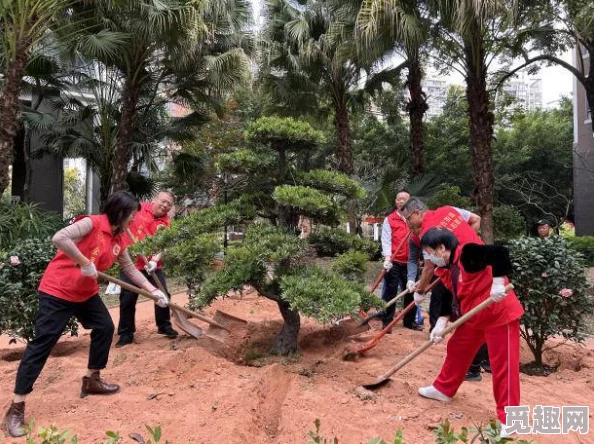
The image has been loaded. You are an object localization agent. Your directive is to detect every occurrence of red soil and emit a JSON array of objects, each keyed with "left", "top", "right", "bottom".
[{"left": 1, "top": 290, "right": 593, "bottom": 443}]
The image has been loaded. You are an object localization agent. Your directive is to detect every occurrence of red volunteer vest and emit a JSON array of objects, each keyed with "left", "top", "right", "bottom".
[
  {"left": 387, "top": 210, "right": 410, "bottom": 263},
  {"left": 39, "top": 215, "right": 130, "bottom": 302},
  {"left": 411, "top": 206, "right": 482, "bottom": 248},
  {"left": 127, "top": 202, "right": 170, "bottom": 270},
  {"left": 435, "top": 248, "right": 524, "bottom": 329}
]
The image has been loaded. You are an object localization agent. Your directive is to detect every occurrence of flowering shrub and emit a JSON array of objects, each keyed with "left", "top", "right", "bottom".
[
  {"left": 0, "top": 238, "right": 78, "bottom": 341},
  {"left": 507, "top": 236, "right": 594, "bottom": 369}
]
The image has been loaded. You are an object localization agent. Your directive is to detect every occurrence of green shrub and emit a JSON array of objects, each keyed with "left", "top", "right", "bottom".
[
  {"left": 508, "top": 236, "right": 594, "bottom": 368},
  {"left": 0, "top": 201, "right": 64, "bottom": 251},
  {"left": 493, "top": 205, "right": 525, "bottom": 241},
  {"left": 309, "top": 228, "right": 378, "bottom": 258},
  {"left": 427, "top": 185, "right": 472, "bottom": 210},
  {"left": 0, "top": 238, "right": 78, "bottom": 341},
  {"left": 331, "top": 250, "right": 369, "bottom": 282},
  {"left": 567, "top": 236, "right": 594, "bottom": 266}
]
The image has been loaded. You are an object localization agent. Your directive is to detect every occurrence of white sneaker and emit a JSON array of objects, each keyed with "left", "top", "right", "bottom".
[{"left": 418, "top": 385, "right": 452, "bottom": 402}]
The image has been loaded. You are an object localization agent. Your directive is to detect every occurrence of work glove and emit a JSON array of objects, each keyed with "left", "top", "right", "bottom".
[
  {"left": 144, "top": 260, "right": 157, "bottom": 274},
  {"left": 383, "top": 259, "right": 393, "bottom": 271},
  {"left": 152, "top": 289, "right": 169, "bottom": 308},
  {"left": 406, "top": 280, "right": 416, "bottom": 292},
  {"left": 414, "top": 291, "right": 430, "bottom": 306},
  {"left": 80, "top": 262, "right": 97, "bottom": 278},
  {"left": 490, "top": 277, "right": 507, "bottom": 302},
  {"left": 430, "top": 316, "right": 449, "bottom": 344}
]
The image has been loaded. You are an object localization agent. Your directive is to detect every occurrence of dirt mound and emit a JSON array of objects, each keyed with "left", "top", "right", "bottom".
[{"left": 1, "top": 291, "right": 593, "bottom": 443}]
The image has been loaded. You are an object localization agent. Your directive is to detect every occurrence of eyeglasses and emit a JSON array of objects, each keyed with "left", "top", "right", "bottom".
[{"left": 404, "top": 210, "right": 417, "bottom": 222}]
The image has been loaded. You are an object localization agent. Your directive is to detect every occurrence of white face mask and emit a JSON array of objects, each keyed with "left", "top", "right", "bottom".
[{"left": 427, "top": 253, "right": 446, "bottom": 268}]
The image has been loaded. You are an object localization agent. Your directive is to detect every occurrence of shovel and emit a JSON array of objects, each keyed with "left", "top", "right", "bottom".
[
  {"left": 337, "top": 231, "right": 412, "bottom": 333},
  {"left": 343, "top": 278, "right": 440, "bottom": 361},
  {"left": 361, "top": 283, "right": 514, "bottom": 390},
  {"left": 125, "top": 229, "right": 209, "bottom": 339}
]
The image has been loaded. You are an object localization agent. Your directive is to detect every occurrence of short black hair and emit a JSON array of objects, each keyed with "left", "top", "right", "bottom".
[
  {"left": 102, "top": 191, "right": 141, "bottom": 227},
  {"left": 420, "top": 227, "right": 459, "bottom": 251}
]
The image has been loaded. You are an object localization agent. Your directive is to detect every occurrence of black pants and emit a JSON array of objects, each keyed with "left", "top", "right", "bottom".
[
  {"left": 117, "top": 269, "right": 171, "bottom": 337},
  {"left": 382, "top": 262, "right": 416, "bottom": 327},
  {"left": 427, "top": 283, "right": 489, "bottom": 374},
  {"left": 14, "top": 292, "right": 114, "bottom": 395}
]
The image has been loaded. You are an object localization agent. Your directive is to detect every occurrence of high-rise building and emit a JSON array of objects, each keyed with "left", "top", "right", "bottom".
[{"left": 500, "top": 76, "right": 543, "bottom": 111}]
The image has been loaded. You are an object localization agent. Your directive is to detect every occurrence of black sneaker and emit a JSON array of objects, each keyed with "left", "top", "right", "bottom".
[
  {"left": 465, "top": 371, "right": 482, "bottom": 382},
  {"left": 480, "top": 360, "right": 491, "bottom": 373},
  {"left": 115, "top": 335, "right": 133, "bottom": 348},
  {"left": 158, "top": 327, "right": 179, "bottom": 338}
]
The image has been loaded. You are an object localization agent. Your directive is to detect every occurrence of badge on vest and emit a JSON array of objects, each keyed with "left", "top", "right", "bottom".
[{"left": 112, "top": 244, "right": 121, "bottom": 256}]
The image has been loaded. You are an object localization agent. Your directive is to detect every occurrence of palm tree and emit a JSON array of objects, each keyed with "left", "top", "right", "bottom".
[
  {"left": 356, "top": 0, "right": 429, "bottom": 176},
  {"left": 71, "top": 0, "right": 252, "bottom": 194},
  {"left": 0, "top": 0, "right": 73, "bottom": 196},
  {"left": 261, "top": 0, "right": 401, "bottom": 230}
]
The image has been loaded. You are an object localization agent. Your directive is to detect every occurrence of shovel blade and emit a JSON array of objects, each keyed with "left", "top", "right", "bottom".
[
  {"left": 361, "top": 377, "right": 391, "bottom": 390},
  {"left": 206, "top": 310, "right": 248, "bottom": 342},
  {"left": 171, "top": 310, "right": 203, "bottom": 339}
]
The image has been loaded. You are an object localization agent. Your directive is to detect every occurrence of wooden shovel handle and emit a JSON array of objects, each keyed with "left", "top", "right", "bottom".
[
  {"left": 375, "top": 284, "right": 514, "bottom": 381},
  {"left": 97, "top": 271, "right": 227, "bottom": 330},
  {"left": 126, "top": 228, "right": 168, "bottom": 295}
]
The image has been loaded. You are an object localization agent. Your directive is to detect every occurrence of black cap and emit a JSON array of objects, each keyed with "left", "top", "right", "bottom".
[{"left": 537, "top": 219, "right": 550, "bottom": 226}]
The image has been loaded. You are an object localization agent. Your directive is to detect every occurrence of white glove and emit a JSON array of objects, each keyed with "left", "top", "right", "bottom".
[
  {"left": 80, "top": 262, "right": 97, "bottom": 278},
  {"left": 406, "top": 280, "right": 416, "bottom": 292},
  {"left": 430, "top": 316, "right": 449, "bottom": 344},
  {"left": 383, "top": 259, "right": 393, "bottom": 271},
  {"left": 152, "top": 289, "right": 169, "bottom": 308},
  {"left": 490, "top": 277, "right": 507, "bottom": 302},
  {"left": 144, "top": 260, "right": 157, "bottom": 274},
  {"left": 414, "top": 291, "right": 431, "bottom": 306}
]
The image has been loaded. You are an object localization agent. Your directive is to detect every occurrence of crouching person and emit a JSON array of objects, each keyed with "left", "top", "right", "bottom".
[{"left": 416, "top": 227, "right": 524, "bottom": 435}]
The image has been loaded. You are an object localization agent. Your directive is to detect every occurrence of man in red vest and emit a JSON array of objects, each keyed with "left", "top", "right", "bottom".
[
  {"left": 115, "top": 191, "right": 178, "bottom": 347},
  {"left": 380, "top": 190, "right": 421, "bottom": 331}
]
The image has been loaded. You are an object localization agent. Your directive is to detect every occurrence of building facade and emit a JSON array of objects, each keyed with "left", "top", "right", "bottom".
[{"left": 573, "top": 47, "right": 594, "bottom": 235}]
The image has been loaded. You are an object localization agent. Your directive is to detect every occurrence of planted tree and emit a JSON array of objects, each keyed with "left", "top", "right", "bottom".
[
  {"left": 508, "top": 236, "right": 594, "bottom": 373},
  {"left": 148, "top": 117, "right": 381, "bottom": 355}
]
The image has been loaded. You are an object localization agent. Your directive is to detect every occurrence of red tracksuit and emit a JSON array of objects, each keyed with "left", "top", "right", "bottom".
[{"left": 413, "top": 206, "right": 524, "bottom": 423}]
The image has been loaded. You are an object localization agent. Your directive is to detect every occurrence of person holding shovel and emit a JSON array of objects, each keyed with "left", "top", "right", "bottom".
[
  {"left": 380, "top": 190, "right": 420, "bottom": 331},
  {"left": 417, "top": 227, "right": 524, "bottom": 432},
  {"left": 116, "top": 190, "right": 178, "bottom": 347},
  {"left": 2, "top": 191, "right": 169, "bottom": 438},
  {"left": 402, "top": 198, "right": 491, "bottom": 381}
]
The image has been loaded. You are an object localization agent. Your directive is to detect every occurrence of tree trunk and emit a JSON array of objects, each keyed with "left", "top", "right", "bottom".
[
  {"left": 111, "top": 75, "right": 140, "bottom": 193},
  {"left": 406, "top": 49, "right": 427, "bottom": 177},
  {"left": 272, "top": 299, "right": 300, "bottom": 355},
  {"left": 0, "top": 40, "right": 30, "bottom": 196},
  {"left": 464, "top": 36, "right": 495, "bottom": 244},
  {"left": 333, "top": 91, "right": 357, "bottom": 232},
  {"left": 23, "top": 127, "right": 32, "bottom": 202}
]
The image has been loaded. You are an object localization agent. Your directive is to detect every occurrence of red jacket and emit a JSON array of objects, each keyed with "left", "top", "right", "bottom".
[
  {"left": 39, "top": 215, "right": 130, "bottom": 302},
  {"left": 435, "top": 247, "right": 524, "bottom": 329},
  {"left": 386, "top": 210, "right": 410, "bottom": 263},
  {"left": 127, "top": 202, "right": 170, "bottom": 270}
]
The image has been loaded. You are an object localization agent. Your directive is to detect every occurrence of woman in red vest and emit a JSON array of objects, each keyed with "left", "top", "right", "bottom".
[
  {"left": 417, "top": 227, "right": 523, "bottom": 435},
  {"left": 3, "top": 191, "right": 169, "bottom": 438}
]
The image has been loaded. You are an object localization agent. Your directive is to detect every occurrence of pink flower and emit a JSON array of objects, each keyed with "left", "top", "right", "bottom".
[
  {"left": 9, "top": 256, "right": 20, "bottom": 266},
  {"left": 558, "top": 288, "right": 573, "bottom": 298},
  {"left": 541, "top": 272, "right": 549, "bottom": 278}
]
